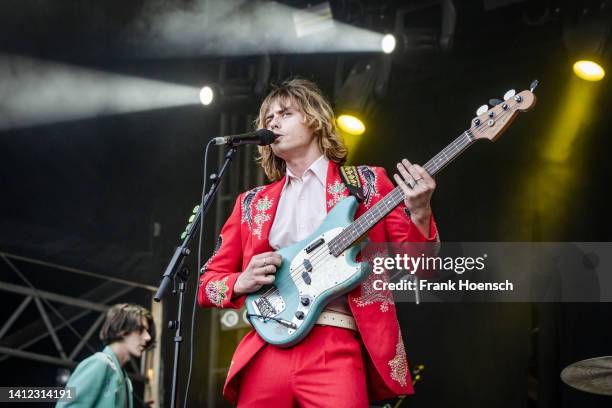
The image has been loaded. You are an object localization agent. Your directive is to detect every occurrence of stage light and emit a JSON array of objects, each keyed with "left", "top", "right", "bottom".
[
  {"left": 544, "top": 76, "right": 601, "bottom": 163},
  {"left": 293, "top": 2, "right": 333, "bottom": 38},
  {"left": 56, "top": 368, "right": 71, "bottom": 386},
  {"left": 337, "top": 114, "right": 365, "bottom": 136},
  {"left": 334, "top": 57, "right": 389, "bottom": 160},
  {"left": 0, "top": 54, "right": 202, "bottom": 131},
  {"left": 511, "top": 74, "right": 604, "bottom": 239},
  {"left": 381, "top": 34, "right": 396, "bottom": 54},
  {"left": 199, "top": 86, "right": 214, "bottom": 105},
  {"left": 220, "top": 310, "right": 239, "bottom": 328},
  {"left": 573, "top": 60, "right": 605, "bottom": 81},
  {"left": 119, "top": 0, "right": 389, "bottom": 56},
  {"left": 220, "top": 309, "right": 251, "bottom": 330}
]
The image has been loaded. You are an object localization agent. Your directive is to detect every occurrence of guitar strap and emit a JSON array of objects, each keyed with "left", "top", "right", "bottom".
[{"left": 339, "top": 166, "right": 365, "bottom": 202}]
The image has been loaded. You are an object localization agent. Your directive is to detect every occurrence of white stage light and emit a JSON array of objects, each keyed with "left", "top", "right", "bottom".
[
  {"left": 199, "top": 86, "right": 214, "bottom": 105},
  {"left": 0, "top": 54, "right": 201, "bottom": 131},
  {"left": 381, "top": 34, "right": 396, "bottom": 54}
]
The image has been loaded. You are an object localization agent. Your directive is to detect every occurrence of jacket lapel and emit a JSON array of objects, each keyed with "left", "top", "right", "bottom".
[
  {"left": 249, "top": 177, "right": 285, "bottom": 254},
  {"left": 103, "top": 346, "right": 131, "bottom": 407}
]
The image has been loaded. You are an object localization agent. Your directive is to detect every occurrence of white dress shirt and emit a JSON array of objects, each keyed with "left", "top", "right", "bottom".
[
  {"left": 269, "top": 155, "right": 350, "bottom": 315},
  {"left": 269, "top": 155, "right": 328, "bottom": 250}
]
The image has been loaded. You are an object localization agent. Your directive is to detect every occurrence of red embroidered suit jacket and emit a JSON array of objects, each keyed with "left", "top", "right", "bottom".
[{"left": 197, "top": 161, "right": 439, "bottom": 403}]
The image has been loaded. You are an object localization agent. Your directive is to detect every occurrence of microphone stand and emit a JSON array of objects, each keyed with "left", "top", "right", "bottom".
[{"left": 154, "top": 146, "right": 238, "bottom": 408}]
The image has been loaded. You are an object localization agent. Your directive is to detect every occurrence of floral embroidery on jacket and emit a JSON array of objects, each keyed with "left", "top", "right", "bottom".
[
  {"left": 205, "top": 277, "right": 229, "bottom": 307},
  {"left": 388, "top": 328, "right": 408, "bottom": 387},
  {"left": 352, "top": 271, "right": 394, "bottom": 312},
  {"left": 252, "top": 195, "right": 274, "bottom": 240},
  {"left": 241, "top": 186, "right": 265, "bottom": 229},
  {"left": 327, "top": 179, "right": 348, "bottom": 210},
  {"left": 352, "top": 251, "right": 394, "bottom": 312},
  {"left": 357, "top": 166, "right": 379, "bottom": 207}
]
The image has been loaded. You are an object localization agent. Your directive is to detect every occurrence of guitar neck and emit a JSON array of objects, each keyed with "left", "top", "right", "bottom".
[{"left": 329, "top": 129, "right": 476, "bottom": 256}]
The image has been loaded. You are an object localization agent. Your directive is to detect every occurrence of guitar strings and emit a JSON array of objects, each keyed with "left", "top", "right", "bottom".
[
  {"left": 258, "top": 199, "right": 397, "bottom": 294},
  {"left": 426, "top": 103, "right": 518, "bottom": 172},
  {"left": 258, "top": 241, "right": 332, "bottom": 298}
]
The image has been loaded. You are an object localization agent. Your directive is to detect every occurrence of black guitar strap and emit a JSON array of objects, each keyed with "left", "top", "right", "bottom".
[{"left": 339, "top": 166, "right": 365, "bottom": 202}]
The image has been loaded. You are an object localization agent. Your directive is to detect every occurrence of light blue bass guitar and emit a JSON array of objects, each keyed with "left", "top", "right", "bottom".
[{"left": 246, "top": 87, "right": 536, "bottom": 347}]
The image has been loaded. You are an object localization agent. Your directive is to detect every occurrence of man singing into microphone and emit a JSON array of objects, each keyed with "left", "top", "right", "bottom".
[{"left": 197, "top": 78, "right": 438, "bottom": 407}]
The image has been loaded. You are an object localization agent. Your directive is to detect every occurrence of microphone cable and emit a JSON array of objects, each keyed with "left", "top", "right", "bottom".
[{"left": 183, "top": 138, "right": 215, "bottom": 408}]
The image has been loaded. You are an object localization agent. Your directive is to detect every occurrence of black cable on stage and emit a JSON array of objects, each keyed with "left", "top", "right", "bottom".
[{"left": 183, "top": 138, "right": 214, "bottom": 408}]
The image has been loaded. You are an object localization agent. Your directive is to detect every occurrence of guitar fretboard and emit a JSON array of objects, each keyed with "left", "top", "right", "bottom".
[{"left": 328, "top": 129, "right": 475, "bottom": 256}]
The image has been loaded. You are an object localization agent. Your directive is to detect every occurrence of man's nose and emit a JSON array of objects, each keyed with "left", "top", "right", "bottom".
[{"left": 268, "top": 116, "right": 280, "bottom": 130}]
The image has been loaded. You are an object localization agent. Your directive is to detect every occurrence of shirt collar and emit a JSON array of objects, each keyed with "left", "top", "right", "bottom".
[
  {"left": 285, "top": 155, "right": 328, "bottom": 186},
  {"left": 103, "top": 346, "right": 123, "bottom": 372}
]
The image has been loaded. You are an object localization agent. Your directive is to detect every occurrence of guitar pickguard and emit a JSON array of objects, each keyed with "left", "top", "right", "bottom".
[
  {"left": 286, "top": 227, "right": 361, "bottom": 332},
  {"left": 246, "top": 196, "right": 367, "bottom": 347},
  {"left": 249, "top": 227, "right": 361, "bottom": 333}
]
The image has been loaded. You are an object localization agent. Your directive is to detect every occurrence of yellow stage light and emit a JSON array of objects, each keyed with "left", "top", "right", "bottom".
[
  {"left": 544, "top": 76, "right": 600, "bottom": 162},
  {"left": 573, "top": 60, "right": 605, "bottom": 81},
  {"left": 336, "top": 114, "right": 365, "bottom": 136}
]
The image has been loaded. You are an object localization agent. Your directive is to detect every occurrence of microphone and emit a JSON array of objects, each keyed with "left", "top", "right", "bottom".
[{"left": 213, "top": 129, "right": 277, "bottom": 147}]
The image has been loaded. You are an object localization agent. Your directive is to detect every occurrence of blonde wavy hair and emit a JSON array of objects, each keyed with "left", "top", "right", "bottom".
[{"left": 255, "top": 78, "right": 348, "bottom": 181}]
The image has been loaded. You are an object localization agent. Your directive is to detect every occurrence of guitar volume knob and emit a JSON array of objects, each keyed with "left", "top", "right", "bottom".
[
  {"left": 300, "top": 297, "right": 310, "bottom": 306},
  {"left": 295, "top": 311, "right": 305, "bottom": 320}
]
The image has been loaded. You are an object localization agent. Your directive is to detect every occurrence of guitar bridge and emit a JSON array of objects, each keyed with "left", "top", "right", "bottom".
[
  {"left": 251, "top": 288, "right": 286, "bottom": 318},
  {"left": 254, "top": 297, "right": 274, "bottom": 317}
]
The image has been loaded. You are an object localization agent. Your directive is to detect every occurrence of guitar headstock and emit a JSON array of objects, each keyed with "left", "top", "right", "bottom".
[{"left": 469, "top": 87, "right": 537, "bottom": 142}]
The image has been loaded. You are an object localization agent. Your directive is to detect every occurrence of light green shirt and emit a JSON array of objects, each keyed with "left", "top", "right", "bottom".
[{"left": 56, "top": 346, "right": 133, "bottom": 408}]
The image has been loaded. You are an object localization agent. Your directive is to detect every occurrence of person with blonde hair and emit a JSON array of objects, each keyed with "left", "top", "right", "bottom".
[
  {"left": 57, "top": 303, "right": 155, "bottom": 408},
  {"left": 198, "top": 78, "right": 439, "bottom": 407}
]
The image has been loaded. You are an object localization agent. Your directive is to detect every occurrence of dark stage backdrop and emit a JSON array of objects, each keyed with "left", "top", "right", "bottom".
[{"left": 1, "top": 1, "right": 611, "bottom": 407}]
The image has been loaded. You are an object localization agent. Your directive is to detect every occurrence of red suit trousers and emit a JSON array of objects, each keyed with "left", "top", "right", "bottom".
[{"left": 236, "top": 325, "right": 369, "bottom": 408}]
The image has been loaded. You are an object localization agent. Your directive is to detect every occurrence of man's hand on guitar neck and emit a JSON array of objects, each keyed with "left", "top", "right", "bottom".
[
  {"left": 234, "top": 252, "right": 283, "bottom": 296},
  {"left": 393, "top": 159, "right": 436, "bottom": 237}
]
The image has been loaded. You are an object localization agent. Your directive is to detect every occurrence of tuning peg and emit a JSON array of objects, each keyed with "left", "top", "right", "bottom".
[
  {"left": 529, "top": 79, "right": 539, "bottom": 92},
  {"left": 476, "top": 104, "right": 488, "bottom": 116},
  {"left": 503, "top": 89, "right": 516, "bottom": 100},
  {"left": 489, "top": 98, "right": 503, "bottom": 107}
]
